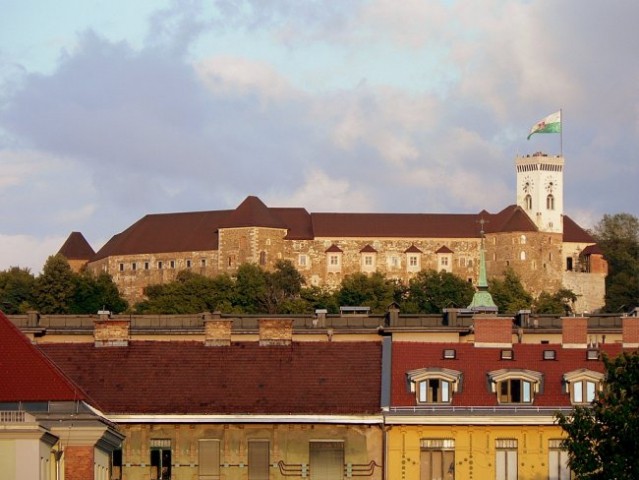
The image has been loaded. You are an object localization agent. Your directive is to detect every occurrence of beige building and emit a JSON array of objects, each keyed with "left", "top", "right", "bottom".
[{"left": 62, "top": 153, "right": 606, "bottom": 311}]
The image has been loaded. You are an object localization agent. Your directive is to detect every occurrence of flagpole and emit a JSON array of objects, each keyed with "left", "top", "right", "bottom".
[{"left": 560, "top": 108, "right": 563, "bottom": 156}]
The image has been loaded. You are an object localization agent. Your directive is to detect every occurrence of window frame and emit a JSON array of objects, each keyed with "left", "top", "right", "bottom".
[
  {"left": 488, "top": 369, "right": 542, "bottom": 405},
  {"left": 407, "top": 367, "right": 462, "bottom": 405},
  {"left": 563, "top": 369, "right": 603, "bottom": 405}
]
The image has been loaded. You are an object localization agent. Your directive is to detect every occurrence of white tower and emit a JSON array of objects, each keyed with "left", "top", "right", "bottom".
[{"left": 516, "top": 153, "right": 564, "bottom": 234}]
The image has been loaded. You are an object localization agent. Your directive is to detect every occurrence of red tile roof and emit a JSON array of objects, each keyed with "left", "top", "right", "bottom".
[
  {"left": 39, "top": 341, "right": 382, "bottom": 415},
  {"left": 218, "top": 196, "right": 287, "bottom": 229},
  {"left": 58, "top": 232, "right": 95, "bottom": 260},
  {"left": 563, "top": 215, "right": 596, "bottom": 243},
  {"left": 391, "top": 342, "right": 624, "bottom": 408},
  {"left": 0, "top": 312, "right": 88, "bottom": 402}
]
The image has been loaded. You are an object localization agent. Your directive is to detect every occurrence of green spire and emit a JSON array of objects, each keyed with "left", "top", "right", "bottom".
[{"left": 468, "top": 219, "right": 498, "bottom": 313}]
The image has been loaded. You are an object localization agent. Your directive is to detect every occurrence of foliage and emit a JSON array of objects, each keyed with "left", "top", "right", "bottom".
[
  {"left": 488, "top": 268, "right": 533, "bottom": 313},
  {"left": 590, "top": 213, "right": 639, "bottom": 313},
  {"left": 70, "top": 270, "right": 128, "bottom": 314},
  {"left": 557, "top": 351, "right": 639, "bottom": 479},
  {"left": 33, "top": 255, "right": 78, "bottom": 314},
  {"left": 534, "top": 288, "right": 578, "bottom": 315},
  {"left": 402, "top": 269, "right": 475, "bottom": 314},
  {"left": 0, "top": 267, "right": 36, "bottom": 314},
  {"left": 337, "top": 272, "right": 397, "bottom": 313}
]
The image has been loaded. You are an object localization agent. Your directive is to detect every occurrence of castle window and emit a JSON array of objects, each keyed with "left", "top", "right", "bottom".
[
  {"left": 158, "top": 261, "right": 163, "bottom": 269},
  {"left": 407, "top": 367, "right": 462, "bottom": 405},
  {"left": 201, "top": 259, "right": 206, "bottom": 267},
  {"left": 524, "top": 194, "right": 532, "bottom": 210},
  {"left": 520, "top": 251, "right": 526, "bottom": 261},
  {"left": 298, "top": 254, "right": 308, "bottom": 267},
  {"left": 186, "top": 259, "right": 192, "bottom": 268},
  {"left": 546, "top": 194, "right": 555, "bottom": 210},
  {"left": 119, "top": 263, "right": 124, "bottom": 272},
  {"left": 259, "top": 251, "right": 266, "bottom": 266},
  {"left": 390, "top": 256, "right": 400, "bottom": 268},
  {"left": 520, "top": 235, "right": 526, "bottom": 244},
  {"left": 170, "top": 260, "right": 175, "bottom": 269},
  {"left": 489, "top": 369, "right": 543, "bottom": 404},
  {"left": 144, "top": 262, "right": 150, "bottom": 270},
  {"left": 132, "top": 262, "right": 137, "bottom": 271}
]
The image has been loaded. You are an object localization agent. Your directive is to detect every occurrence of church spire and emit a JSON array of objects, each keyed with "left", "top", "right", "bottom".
[{"left": 468, "top": 218, "right": 498, "bottom": 313}]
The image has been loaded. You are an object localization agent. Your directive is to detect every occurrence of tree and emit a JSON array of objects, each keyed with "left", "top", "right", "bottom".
[
  {"left": 34, "top": 255, "right": 77, "bottom": 314},
  {"left": 590, "top": 213, "right": 639, "bottom": 313},
  {"left": 534, "top": 288, "right": 578, "bottom": 315},
  {"left": 233, "top": 263, "right": 269, "bottom": 313},
  {"left": 0, "top": 267, "right": 36, "bottom": 313},
  {"left": 403, "top": 270, "right": 475, "bottom": 314},
  {"left": 265, "top": 260, "right": 308, "bottom": 313},
  {"left": 488, "top": 268, "right": 533, "bottom": 313},
  {"left": 337, "top": 272, "right": 396, "bottom": 313},
  {"left": 557, "top": 351, "right": 639, "bottom": 479}
]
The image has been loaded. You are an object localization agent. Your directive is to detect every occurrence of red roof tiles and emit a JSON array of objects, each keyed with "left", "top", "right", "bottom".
[
  {"left": 39, "top": 341, "right": 382, "bottom": 415},
  {"left": 58, "top": 232, "right": 95, "bottom": 260},
  {"left": 0, "top": 312, "right": 87, "bottom": 402}
]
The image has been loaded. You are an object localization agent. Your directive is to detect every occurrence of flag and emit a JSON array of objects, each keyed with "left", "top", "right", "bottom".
[{"left": 527, "top": 111, "right": 561, "bottom": 140}]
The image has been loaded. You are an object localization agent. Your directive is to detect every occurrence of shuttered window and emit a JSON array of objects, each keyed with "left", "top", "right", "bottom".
[
  {"left": 310, "top": 441, "right": 344, "bottom": 480},
  {"left": 248, "top": 440, "right": 270, "bottom": 480},
  {"left": 198, "top": 440, "right": 220, "bottom": 480}
]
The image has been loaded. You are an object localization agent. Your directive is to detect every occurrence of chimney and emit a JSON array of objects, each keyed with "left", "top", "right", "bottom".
[
  {"left": 622, "top": 315, "right": 639, "bottom": 348},
  {"left": 94, "top": 317, "right": 130, "bottom": 347},
  {"left": 473, "top": 315, "right": 513, "bottom": 348},
  {"left": 561, "top": 316, "right": 588, "bottom": 348},
  {"left": 259, "top": 318, "right": 294, "bottom": 346},
  {"left": 204, "top": 313, "right": 233, "bottom": 347}
]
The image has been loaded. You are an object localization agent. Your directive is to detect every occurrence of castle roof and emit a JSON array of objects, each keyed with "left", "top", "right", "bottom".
[
  {"left": 0, "top": 311, "right": 88, "bottom": 402},
  {"left": 39, "top": 341, "right": 382, "bottom": 415},
  {"left": 58, "top": 231, "right": 95, "bottom": 260},
  {"left": 90, "top": 196, "right": 596, "bottom": 260}
]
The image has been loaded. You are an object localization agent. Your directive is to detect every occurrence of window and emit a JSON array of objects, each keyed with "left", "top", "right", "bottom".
[
  {"left": 330, "top": 255, "right": 339, "bottom": 266},
  {"left": 520, "top": 235, "right": 526, "bottom": 245},
  {"left": 566, "top": 257, "right": 573, "bottom": 271},
  {"left": 489, "top": 369, "right": 542, "bottom": 404},
  {"left": 547, "top": 194, "right": 555, "bottom": 210},
  {"left": 150, "top": 440, "right": 171, "bottom": 480},
  {"left": 310, "top": 441, "right": 343, "bottom": 480},
  {"left": 170, "top": 260, "right": 175, "bottom": 269},
  {"left": 563, "top": 369, "right": 603, "bottom": 405},
  {"left": 112, "top": 449, "right": 122, "bottom": 480},
  {"left": 201, "top": 259, "right": 207, "bottom": 267},
  {"left": 524, "top": 194, "right": 532, "bottom": 210},
  {"left": 158, "top": 261, "right": 163, "bottom": 270},
  {"left": 144, "top": 262, "right": 150, "bottom": 270},
  {"left": 407, "top": 368, "right": 462, "bottom": 404},
  {"left": 298, "top": 254, "right": 307, "bottom": 267},
  {"left": 391, "top": 256, "right": 400, "bottom": 268},
  {"left": 409, "top": 256, "right": 418, "bottom": 266},
  {"left": 499, "top": 379, "right": 532, "bottom": 403},
  {"left": 443, "top": 349, "right": 456, "bottom": 359},
  {"left": 119, "top": 263, "right": 124, "bottom": 272},
  {"left": 259, "top": 251, "right": 266, "bottom": 266},
  {"left": 132, "top": 262, "right": 137, "bottom": 271},
  {"left": 186, "top": 259, "right": 192, "bottom": 268},
  {"left": 441, "top": 257, "right": 449, "bottom": 266},
  {"left": 519, "top": 251, "right": 526, "bottom": 261},
  {"left": 418, "top": 379, "right": 452, "bottom": 403},
  {"left": 548, "top": 439, "right": 570, "bottom": 480},
  {"left": 248, "top": 440, "right": 269, "bottom": 480},
  {"left": 198, "top": 440, "right": 220, "bottom": 480},
  {"left": 364, "top": 255, "right": 373, "bottom": 266},
  {"left": 495, "top": 439, "right": 517, "bottom": 480},
  {"left": 421, "top": 439, "right": 455, "bottom": 480}
]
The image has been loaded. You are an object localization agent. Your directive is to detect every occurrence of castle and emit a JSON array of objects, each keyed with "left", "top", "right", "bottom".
[{"left": 59, "top": 153, "right": 607, "bottom": 311}]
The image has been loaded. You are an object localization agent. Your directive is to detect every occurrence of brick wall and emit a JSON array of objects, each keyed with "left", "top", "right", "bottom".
[
  {"left": 94, "top": 319, "right": 130, "bottom": 347},
  {"left": 623, "top": 316, "right": 639, "bottom": 348},
  {"left": 259, "top": 318, "right": 294, "bottom": 346},
  {"left": 65, "top": 445, "right": 94, "bottom": 480},
  {"left": 473, "top": 316, "right": 513, "bottom": 347},
  {"left": 561, "top": 317, "right": 588, "bottom": 348},
  {"left": 204, "top": 316, "right": 233, "bottom": 346}
]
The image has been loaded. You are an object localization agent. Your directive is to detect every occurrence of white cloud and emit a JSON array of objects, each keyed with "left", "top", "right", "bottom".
[{"left": 0, "top": 234, "right": 65, "bottom": 274}]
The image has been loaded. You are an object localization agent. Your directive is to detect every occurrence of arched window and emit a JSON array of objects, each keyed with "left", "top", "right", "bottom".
[
  {"left": 546, "top": 194, "right": 555, "bottom": 210},
  {"left": 259, "top": 251, "right": 267, "bottom": 266},
  {"left": 524, "top": 194, "right": 532, "bottom": 210},
  {"left": 520, "top": 251, "right": 526, "bottom": 261}
]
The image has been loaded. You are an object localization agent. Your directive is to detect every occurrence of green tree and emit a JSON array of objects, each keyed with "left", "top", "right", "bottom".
[
  {"left": 0, "top": 267, "right": 36, "bottom": 313},
  {"left": 34, "top": 255, "right": 77, "bottom": 314},
  {"left": 488, "top": 268, "right": 533, "bottom": 313},
  {"left": 265, "top": 260, "right": 309, "bottom": 313},
  {"left": 71, "top": 270, "right": 128, "bottom": 314},
  {"left": 403, "top": 269, "right": 475, "bottom": 314},
  {"left": 337, "top": 272, "right": 396, "bottom": 313},
  {"left": 534, "top": 288, "right": 578, "bottom": 315},
  {"left": 590, "top": 213, "right": 639, "bottom": 313},
  {"left": 557, "top": 351, "right": 639, "bottom": 479},
  {"left": 233, "top": 263, "right": 269, "bottom": 313}
]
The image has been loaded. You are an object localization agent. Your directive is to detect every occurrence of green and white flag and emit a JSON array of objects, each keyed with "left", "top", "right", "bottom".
[{"left": 527, "top": 111, "right": 561, "bottom": 140}]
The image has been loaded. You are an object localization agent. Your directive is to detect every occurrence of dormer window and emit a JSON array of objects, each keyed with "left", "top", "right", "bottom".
[
  {"left": 407, "top": 368, "right": 462, "bottom": 404},
  {"left": 563, "top": 369, "right": 604, "bottom": 405},
  {"left": 488, "top": 369, "right": 543, "bottom": 404}
]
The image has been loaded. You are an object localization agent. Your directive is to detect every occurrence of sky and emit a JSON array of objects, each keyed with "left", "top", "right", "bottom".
[{"left": 0, "top": 0, "right": 637, "bottom": 274}]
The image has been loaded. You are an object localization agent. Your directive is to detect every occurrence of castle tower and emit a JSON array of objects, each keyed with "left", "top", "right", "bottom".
[{"left": 516, "top": 153, "right": 564, "bottom": 234}]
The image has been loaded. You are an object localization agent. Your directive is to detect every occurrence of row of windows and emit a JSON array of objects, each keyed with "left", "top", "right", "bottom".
[
  {"left": 116, "top": 439, "right": 345, "bottom": 480},
  {"left": 420, "top": 438, "right": 569, "bottom": 480},
  {"left": 523, "top": 193, "right": 556, "bottom": 210},
  {"left": 409, "top": 368, "right": 601, "bottom": 406},
  {"left": 119, "top": 259, "right": 208, "bottom": 272}
]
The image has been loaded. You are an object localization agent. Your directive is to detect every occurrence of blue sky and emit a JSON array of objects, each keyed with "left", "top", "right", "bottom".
[{"left": 1, "top": 0, "right": 637, "bottom": 273}]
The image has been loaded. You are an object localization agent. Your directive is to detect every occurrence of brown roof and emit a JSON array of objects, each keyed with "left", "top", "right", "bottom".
[
  {"left": 40, "top": 341, "right": 382, "bottom": 415},
  {"left": 0, "top": 312, "right": 88, "bottom": 402},
  {"left": 58, "top": 231, "right": 95, "bottom": 260},
  {"left": 404, "top": 245, "right": 423, "bottom": 253},
  {"left": 325, "top": 244, "right": 343, "bottom": 253},
  {"left": 435, "top": 245, "right": 453, "bottom": 254},
  {"left": 360, "top": 244, "right": 377, "bottom": 253},
  {"left": 91, "top": 197, "right": 596, "bottom": 260}
]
